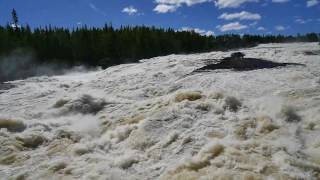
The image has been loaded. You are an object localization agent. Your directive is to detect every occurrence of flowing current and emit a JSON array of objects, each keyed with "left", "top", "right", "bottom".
[{"left": 1, "top": 43, "right": 320, "bottom": 179}]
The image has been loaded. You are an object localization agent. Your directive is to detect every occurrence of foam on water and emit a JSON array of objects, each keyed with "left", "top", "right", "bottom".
[{"left": 1, "top": 43, "right": 320, "bottom": 179}]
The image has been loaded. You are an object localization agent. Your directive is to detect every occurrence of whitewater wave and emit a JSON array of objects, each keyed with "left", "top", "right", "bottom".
[{"left": 0, "top": 43, "right": 320, "bottom": 179}]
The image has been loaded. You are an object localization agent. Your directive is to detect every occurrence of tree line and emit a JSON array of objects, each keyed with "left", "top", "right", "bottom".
[
  {"left": 0, "top": 9, "right": 319, "bottom": 68},
  {"left": 1, "top": 24, "right": 318, "bottom": 68}
]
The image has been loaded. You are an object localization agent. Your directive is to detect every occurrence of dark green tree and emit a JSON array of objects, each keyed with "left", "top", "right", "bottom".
[
  {"left": 0, "top": 16, "right": 319, "bottom": 73},
  {"left": 11, "top": 9, "right": 19, "bottom": 28}
]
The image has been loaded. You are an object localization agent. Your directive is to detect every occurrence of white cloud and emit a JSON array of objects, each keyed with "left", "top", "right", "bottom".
[
  {"left": 153, "top": 0, "right": 212, "bottom": 13},
  {"left": 307, "top": 0, "right": 319, "bottom": 7},
  {"left": 272, "top": 0, "right": 290, "bottom": 3},
  {"left": 153, "top": 4, "right": 179, "bottom": 13},
  {"left": 295, "top": 18, "right": 312, "bottom": 24},
  {"left": 153, "top": 0, "right": 260, "bottom": 12},
  {"left": 219, "top": 11, "right": 261, "bottom": 20},
  {"left": 122, "top": 6, "right": 138, "bottom": 15},
  {"left": 217, "top": 22, "right": 248, "bottom": 32},
  {"left": 249, "top": 21, "right": 258, "bottom": 26},
  {"left": 89, "top": 3, "right": 98, "bottom": 11},
  {"left": 214, "top": 0, "right": 259, "bottom": 8},
  {"left": 180, "top": 27, "right": 215, "bottom": 36},
  {"left": 155, "top": 0, "right": 212, "bottom": 6},
  {"left": 89, "top": 3, "right": 106, "bottom": 16},
  {"left": 275, "top": 25, "right": 286, "bottom": 31},
  {"left": 295, "top": 19, "right": 306, "bottom": 24},
  {"left": 204, "top": 30, "right": 215, "bottom": 36},
  {"left": 257, "top": 26, "right": 266, "bottom": 31}
]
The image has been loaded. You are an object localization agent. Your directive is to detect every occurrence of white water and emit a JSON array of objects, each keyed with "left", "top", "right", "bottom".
[{"left": 1, "top": 43, "right": 320, "bottom": 179}]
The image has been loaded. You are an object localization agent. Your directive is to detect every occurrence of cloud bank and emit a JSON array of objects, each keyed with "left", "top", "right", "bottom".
[{"left": 219, "top": 11, "right": 261, "bottom": 20}]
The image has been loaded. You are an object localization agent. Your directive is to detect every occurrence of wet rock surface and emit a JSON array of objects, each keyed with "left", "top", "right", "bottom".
[
  {"left": 195, "top": 55, "right": 305, "bottom": 72},
  {"left": 0, "top": 119, "right": 26, "bottom": 132}
]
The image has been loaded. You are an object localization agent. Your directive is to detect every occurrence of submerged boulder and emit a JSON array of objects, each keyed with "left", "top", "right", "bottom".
[
  {"left": 61, "top": 94, "right": 107, "bottom": 114},
  {"left": 0, "top": 118, "right": 26, "bottom": 132},
  {"left": 223, "top": 96, "right": 242, "bottom": 112},
  {"left": 16, "top": 134, "right": 47, "bottom": 149},
  {"left": 174, "top": 91, "right": 202, "bottom": 102}
]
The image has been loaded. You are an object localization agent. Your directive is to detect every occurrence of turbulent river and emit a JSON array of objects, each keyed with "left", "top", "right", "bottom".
[{"left": 1, "top": 43, "right": 320, "bottom": 180}]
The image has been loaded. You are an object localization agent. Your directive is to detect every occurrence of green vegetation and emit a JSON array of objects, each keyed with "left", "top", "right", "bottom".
[
  {"left": 0, "top": 9, "right": 319, "bottom": 71},
  {"left": 1, "top": 24, "right": 318, "bottom": 68}
]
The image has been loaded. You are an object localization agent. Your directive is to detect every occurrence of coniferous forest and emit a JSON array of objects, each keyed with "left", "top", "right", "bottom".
[{"left": 1, "top": 24, "right": 319, "bottom": 68}]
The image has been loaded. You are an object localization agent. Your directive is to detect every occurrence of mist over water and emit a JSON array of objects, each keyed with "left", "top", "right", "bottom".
[{"left": 0, "top": 49, "right": 100, "bottom": 83}]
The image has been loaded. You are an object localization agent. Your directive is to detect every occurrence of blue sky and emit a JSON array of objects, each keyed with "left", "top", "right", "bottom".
[{"left": 0, "top": 0, "right": 319, "bottom": 35}]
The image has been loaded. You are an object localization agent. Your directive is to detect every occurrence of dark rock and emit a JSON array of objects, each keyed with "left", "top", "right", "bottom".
[{"left": 195, "top": 56, "right": 305, "bottom": 72}]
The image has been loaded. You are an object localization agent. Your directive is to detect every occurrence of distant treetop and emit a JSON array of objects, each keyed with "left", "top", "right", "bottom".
[{"left": 11, "top": 9, "right": 19, "bottom": 29}]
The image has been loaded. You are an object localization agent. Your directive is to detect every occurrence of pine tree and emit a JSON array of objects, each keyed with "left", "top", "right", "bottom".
[{"left": 11, "top": 9, "right": 19, "bottom": 29}]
